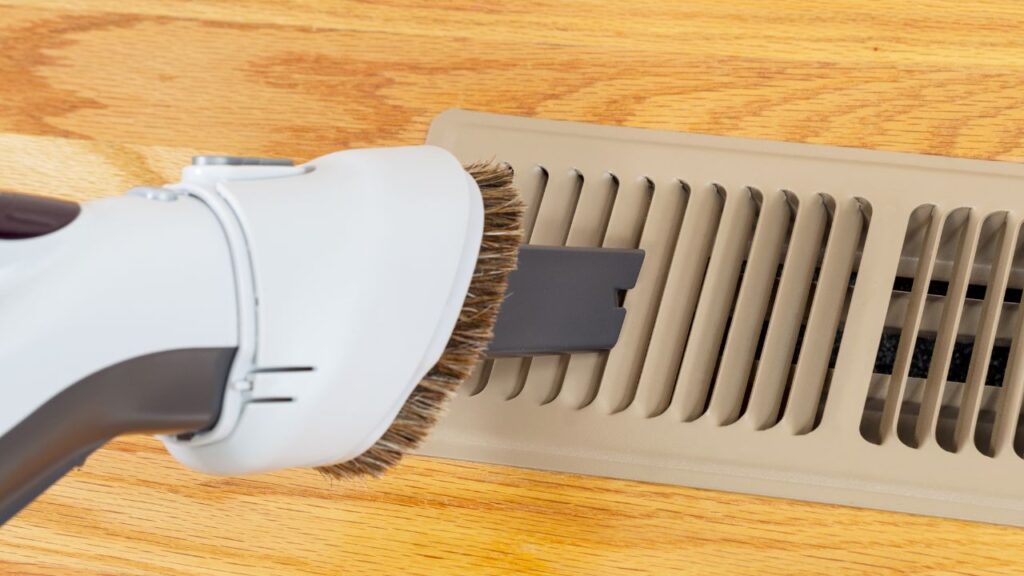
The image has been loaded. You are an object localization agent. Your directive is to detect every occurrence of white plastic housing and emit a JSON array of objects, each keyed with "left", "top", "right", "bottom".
[
  {"left": 0, "top": 195, "right": 238, "bottom": 439},
  {"left": 166, "top": 146, "right": 483, "bottom": 474}
]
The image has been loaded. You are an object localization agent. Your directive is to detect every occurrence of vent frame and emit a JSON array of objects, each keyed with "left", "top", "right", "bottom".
[{"left": 420, "top": 110, "right": 1024, "bottom": 526}]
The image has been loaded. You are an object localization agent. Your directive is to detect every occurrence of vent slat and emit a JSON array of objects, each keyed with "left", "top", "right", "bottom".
[
  {"left": 991, "top": 236, "right": 1024, "bottom": 457},
  {"left": 519, "top": 173, "right": 618, "bottom": 405},
  {"left": 593, "top": 178, "right": 686, "bottom": 414},
  {"left": 531, "top": 168, "right": 585, "bottom": 246},
  {"left": 913, "top": 210, "right": 982, "bottom": 448},
  {"left": 632, "top": 185, "right": 724, "bottom": 417},
  {"left": 955, "top": 214, "right": 1018, "bottom": 452},
  {"left": 482, "top": 349, "right": 530, "bottom": 400},
  {"left": 827, "top": 211, "right": 907, "bottom": 433},
  {"left": 992, "top": 331, "right": 1024, "bottom": 457},
  {"left": 519, "top": 164, "right": 551, "bottom": 241},
  {"left": 782, "top": 199, "right": 867, "bottom": 434},
  {"left": 519, "top": 355, "right": 563, "bottom": 404},
  {"left": 554, "top": 350, "right": 604, "bottom": 409},
  {"left": 463, "top": 360, "right": 493, "bottom": 396},
  {"left": 673, "top": 188, "right": 760, "bottom": 422},
  {"left": 878, "top": 206, "right": 944, "bottom": 444},
  {"left": 745, "top": 196, "right": 831, "bottom": 429},
  {"left": 708, "top": 192, "right": 794, "bottom": 425},
  {"left": 481, "top": 166, "right": 581, "bottom": 400},
  {"left": 566, "top": 173, "right": 619, "bottom": 246},
  {"left": 556, "top": 175, "right": 653, "bottom": 408}
]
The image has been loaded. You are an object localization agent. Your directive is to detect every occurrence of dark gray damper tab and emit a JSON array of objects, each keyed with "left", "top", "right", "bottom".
[
  {"left": 0, "top": 348, "right": 235, "bottom": 526},
  {"left": 488, "top": 245, "right": 645, "bottom": 357}
]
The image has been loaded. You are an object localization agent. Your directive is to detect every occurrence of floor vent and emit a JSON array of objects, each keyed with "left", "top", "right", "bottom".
[{"left": 421, "top": 109, "right": 1024, "bottom": 526}]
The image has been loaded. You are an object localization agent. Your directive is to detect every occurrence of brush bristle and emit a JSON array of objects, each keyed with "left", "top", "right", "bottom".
[{"left": 316, "top": 161, "right": 524, "bottom": 479}]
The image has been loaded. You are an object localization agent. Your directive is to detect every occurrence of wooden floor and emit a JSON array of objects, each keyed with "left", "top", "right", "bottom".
[{"left": 2, "top": 1, "right": 1024, "bottom": 574}]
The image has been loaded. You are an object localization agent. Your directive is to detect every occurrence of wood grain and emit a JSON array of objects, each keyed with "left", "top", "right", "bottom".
[{"left": 2, "top": 1, "right": 1024, "bottom": 574}]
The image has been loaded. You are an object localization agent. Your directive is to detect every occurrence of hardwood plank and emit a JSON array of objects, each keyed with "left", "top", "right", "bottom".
[
  {"left": 4, "top": 435, "right": 1024, "bottom": 576},
  {"left": 0, "top": 3, "right": 1022, "bottom": 159}
]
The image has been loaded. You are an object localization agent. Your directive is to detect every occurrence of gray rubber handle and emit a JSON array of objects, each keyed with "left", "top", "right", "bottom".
[{"left": 0, "top": 348, "right": 234, "bottom": 525}]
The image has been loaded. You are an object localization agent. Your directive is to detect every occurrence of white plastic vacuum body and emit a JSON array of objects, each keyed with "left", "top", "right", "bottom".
[
  {"left": 0, "top": 146, "right": 484, "bottom": 521},
  {"left": 166, "top": 146, "right": 484, "bottom": 473}
]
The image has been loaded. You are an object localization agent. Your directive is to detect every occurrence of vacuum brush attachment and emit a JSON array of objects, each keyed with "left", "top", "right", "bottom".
[
  {"left": 0, "top": 144, "right": 643, "bottom": 524},
  {"left": 318, "top": 162, "right": 524, "bottom": 477}
]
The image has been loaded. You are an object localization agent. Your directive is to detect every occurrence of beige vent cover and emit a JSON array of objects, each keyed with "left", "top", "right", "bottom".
[{"left": 421, "top": 109, "right": 1024, "bottom": 526}]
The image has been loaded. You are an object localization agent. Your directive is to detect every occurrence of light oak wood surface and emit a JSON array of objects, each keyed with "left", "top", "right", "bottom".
[{"left": 2, "top": 1, "right": 1024, "bottom": 574}]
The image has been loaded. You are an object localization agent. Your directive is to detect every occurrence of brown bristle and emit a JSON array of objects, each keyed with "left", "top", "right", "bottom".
[{"left": 316, "top": 161, "right": 524, "bottom": 479}]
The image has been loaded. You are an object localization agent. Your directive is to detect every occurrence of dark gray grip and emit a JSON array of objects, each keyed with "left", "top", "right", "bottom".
[
  {"left": 0, "top": 348, "right": 235, "bottom": 526},
  {"left": 0, "top": 191, "right": 80, "bottom": 240}
]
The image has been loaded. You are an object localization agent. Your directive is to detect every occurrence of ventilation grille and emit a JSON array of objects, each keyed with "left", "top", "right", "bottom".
[
  {"left": 863, "top": 208, "right": 1024, "bottom": 458},
  {"left": 421, "top": 110, "right": 1024, "bottom": 526}
]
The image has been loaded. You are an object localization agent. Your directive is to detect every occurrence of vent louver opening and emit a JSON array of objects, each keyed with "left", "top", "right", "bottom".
[
  {"left": 862, "top": 207, "right": 1024, "bottom": 459},
  {"left": 422, "top": 110, "right": 1024, "bottom": 526}
]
